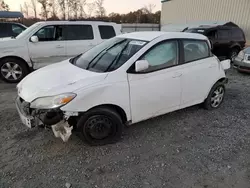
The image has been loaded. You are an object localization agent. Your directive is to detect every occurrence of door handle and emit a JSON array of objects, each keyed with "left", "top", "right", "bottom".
[
  {"left": 56, "top": 45, "right": 64, "bottom": 49},
  {"left": 209, "top": 64, "right": 216, "bottom": 68},
  {"left": 172, "top": 73, "right": 182, "bottom": 78}
]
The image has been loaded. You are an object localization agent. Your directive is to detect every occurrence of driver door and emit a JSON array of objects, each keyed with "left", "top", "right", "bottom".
[
  {"left": 128, "top": 40, "right": 182, "bottom": 123},
  {"left": 27, "top": 25, "right": 67, "bottom": 69}
]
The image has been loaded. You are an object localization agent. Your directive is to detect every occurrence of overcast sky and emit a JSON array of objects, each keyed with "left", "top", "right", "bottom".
[{"left": 5, "top": 0, "right": 161, "bottom": 15}]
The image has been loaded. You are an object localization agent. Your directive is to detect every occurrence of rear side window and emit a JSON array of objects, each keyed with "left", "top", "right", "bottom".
[
  {"left": 183, "top": 40, "right": 210, "bottom": 63},
  {"left": 231, "top": 28, "right": 244, "bottom": 40},
  {"left": 98, "top": 25, "right": 116, "bottom": 39},
  {"left": 66, "top": 25, "right": 94, "bottom": 40},
  {"left": 217, "top": 29, "right": 231, "bottom": 39}
]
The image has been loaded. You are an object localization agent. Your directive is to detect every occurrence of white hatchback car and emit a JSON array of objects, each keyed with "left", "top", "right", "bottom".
[{"left": 16, "top": 31, "right": 230, "bottom": 145}]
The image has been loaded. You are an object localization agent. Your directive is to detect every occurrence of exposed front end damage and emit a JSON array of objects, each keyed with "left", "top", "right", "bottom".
[{"left": 16, "top": 96, "right": 78, "bottom": 142}]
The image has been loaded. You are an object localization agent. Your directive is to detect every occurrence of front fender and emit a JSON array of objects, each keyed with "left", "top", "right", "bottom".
[{"left": 60, "top": 81, "right": 131, "bottom": 121}]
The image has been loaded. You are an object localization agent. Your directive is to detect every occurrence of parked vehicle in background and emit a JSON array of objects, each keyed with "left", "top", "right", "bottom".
[
  {"left": 185, "top": 24, "right": 246, "bottom": 60},
  {"left": 0, "top": 21, "right": 121, "bottom": 83},
  {"left": 16, "top": 31, "right": 230, "bottom": 145},
  {"left": 0, "top": 22, "right": 27, "bottom": 38},
  {"left": 233, "top": 47, "right": 250, "bottom": 73}
]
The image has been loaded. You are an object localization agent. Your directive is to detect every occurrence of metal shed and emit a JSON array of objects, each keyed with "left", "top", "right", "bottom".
[{"left": 161, "top": 0, "right": 250, "bottom": 42}]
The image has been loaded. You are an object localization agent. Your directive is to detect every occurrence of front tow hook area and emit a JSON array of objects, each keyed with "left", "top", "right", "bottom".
[{"left": 52, "top": 121, "right": 73, "bottom": 142}]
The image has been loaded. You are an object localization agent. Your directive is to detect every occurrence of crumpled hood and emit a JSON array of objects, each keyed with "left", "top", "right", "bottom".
[{"left": 17, "top": 60, "right": 108, "bottom": 102}]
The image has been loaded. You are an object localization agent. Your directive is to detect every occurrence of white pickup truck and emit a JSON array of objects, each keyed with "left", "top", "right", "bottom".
[{"left": 0, "top": 21, "right": 121, "bottom": 83}]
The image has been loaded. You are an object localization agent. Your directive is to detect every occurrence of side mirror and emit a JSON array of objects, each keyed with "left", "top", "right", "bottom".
[
  {"left": 221, "top": 59, "right": 231, "bottom": 70},
  {"left": 135, "top": 60, "right": 149, "bottom": 72},
  {"left": 30, "top": 36, "right": 39, "bottom": 43}
]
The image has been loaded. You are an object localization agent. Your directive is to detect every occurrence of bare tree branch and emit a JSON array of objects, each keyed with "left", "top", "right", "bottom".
[
  {"left": 95, "top": 0, "right": 106, "bottom": 17},
  {"left": 23, "top": 2, "right": 30, "bottom": 17},
  {"left": 30, "top": 0, "right": 38, "bottom": 18},
  {"left": 86, "top": 3, "right": 95, "bottom": 18}
]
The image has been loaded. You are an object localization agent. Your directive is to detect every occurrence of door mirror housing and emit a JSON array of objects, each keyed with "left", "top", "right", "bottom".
[
  {"left": 30, "top": 36, "right": 39, "bottom": 43},
  {"left": 135, "top": 60, "right": 149, "bottom": 72},
  {"left": 221, "top": 59, "right": 231, "bottom": 70}
]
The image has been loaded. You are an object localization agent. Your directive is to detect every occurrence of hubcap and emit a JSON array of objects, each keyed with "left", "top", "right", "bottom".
[
  {"left": 211, "top": 86, "right": 224, "bottom": 108},
  {"left": 0, "top": 62, "right": 22, "bottom": 80},
  {"left": 86, "top": 116, "right": 114, "bottom": 140}
]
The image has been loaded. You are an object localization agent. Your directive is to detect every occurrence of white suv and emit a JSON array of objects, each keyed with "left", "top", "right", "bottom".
[
  {"left": 0, "top": 21, "right": 121, "bottom": 83},
  {"left": 16, "top": 31, "right": 230, "bottom": 145}
]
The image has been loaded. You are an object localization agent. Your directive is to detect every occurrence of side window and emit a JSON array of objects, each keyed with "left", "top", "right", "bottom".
[
  {"left": 98, "top": 25, "right": 116, "bottom": 39},
  {"left": 140, "top": 40, "right": 178, "bottom": 72},
  {"left": 12, "top": 24, "right": 25, "bottom": 36},
  {"left": 217, "top": 29, "right": 230, "bottom": 39},
  {"left": 0, "top": 23, "right": 8, "bottom": 36},
  {"left": 231, "top": 28, "right": 244, "bottom": 40},
  {"left": 206, "top": 30, "right": 217, "bottom": 39},
  {"left": 183, "top": 40, "right": 209, "bottom": 62},
  {"left": 66, "top": 25, "right": 94, "bottom": 40},
  {"left": 34, "top": 25, "right": 65, "bottom": 42}
]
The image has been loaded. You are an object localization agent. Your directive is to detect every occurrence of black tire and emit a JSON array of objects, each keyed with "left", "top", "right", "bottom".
[
  {"left": 203, "top": 82, "right": 225, "bottom": 110},
  {"left": 229, "top": 48, "right": 240, "bottom": 61},
  {"left": 77, "top": 107, "right": 124, "bottom": 146},
  {"left": 0, "top": 57, "right": 29, "bottom": 83}
]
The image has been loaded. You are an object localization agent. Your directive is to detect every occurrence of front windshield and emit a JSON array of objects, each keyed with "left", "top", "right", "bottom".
[
  {"left": 71, "top": 37, "right": 147, "bottom": 72},
  {"left": 16, "top": 22, "right": 42, "bottom": 39}
]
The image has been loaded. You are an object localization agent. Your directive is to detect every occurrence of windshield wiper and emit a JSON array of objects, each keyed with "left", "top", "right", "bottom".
[
  {"left": 104, "top": 41, "right": 130, "bottom": 72},
  {"left": 86, "top": 39, "right": 127, "bottom": 70}
]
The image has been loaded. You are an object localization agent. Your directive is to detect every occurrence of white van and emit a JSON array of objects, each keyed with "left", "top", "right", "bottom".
[{"left": 0, "top": 21, "right": 121, "bottom": 83}]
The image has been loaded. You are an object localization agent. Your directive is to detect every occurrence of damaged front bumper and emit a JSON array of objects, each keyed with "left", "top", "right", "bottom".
[{"left": 15, "top": 96, "right": 75, "bottom": 142}]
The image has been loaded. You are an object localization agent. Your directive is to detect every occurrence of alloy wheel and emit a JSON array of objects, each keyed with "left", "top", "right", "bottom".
[
  {"left": 0, "top": 62, "right": 23, "bottom": 81},
  {"left": 211, "top": 86, "right": 225, "bottom": 108}
]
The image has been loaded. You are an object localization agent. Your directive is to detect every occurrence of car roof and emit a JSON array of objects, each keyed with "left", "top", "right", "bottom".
[
  {"left": 118, "top": 31, "right": 208, "bottom": 41},
  {"left": 36, "top": 21, "right": 117, "bottom": 25}
]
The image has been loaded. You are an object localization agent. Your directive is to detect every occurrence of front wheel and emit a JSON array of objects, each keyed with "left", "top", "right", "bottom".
[
  {"left": 77, "top": 107, "right": 124, "bottom": 146},
  {"left": 229, "top": 48, "right": 240, "bottom": 61},
  {"left": 203, "top": 82, "right": 225, "bottom": 110},
  {"left": 0, "top": 58, "right": 29, "bottom": 83}
]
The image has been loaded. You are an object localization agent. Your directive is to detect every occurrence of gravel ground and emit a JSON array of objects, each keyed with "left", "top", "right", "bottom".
[{"left": 1, "top": 69, "right": 250, "bottom": 188}]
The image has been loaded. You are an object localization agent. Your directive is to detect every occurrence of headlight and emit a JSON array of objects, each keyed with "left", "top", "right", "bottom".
[
  {"left": 30, "top": 93, "right": 76, "bottom": 109},
  {"left": 238, "top": 50, "right": 245, "bottom": 59}
]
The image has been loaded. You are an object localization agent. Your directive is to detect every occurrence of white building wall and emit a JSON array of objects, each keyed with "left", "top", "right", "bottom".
[{"left": 161, "top": 0, "right": 250, "bottom": 41}]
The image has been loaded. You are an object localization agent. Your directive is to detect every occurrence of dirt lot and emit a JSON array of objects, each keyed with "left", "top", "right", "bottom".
[{"left": 1, "top": 69, "right": 250, "bottom": 188}]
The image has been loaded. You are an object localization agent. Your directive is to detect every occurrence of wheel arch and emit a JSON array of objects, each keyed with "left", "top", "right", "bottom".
[
  {"left": 0, "top": 56, "right": 32, "bottom": 71},
  {"left": 205, "top": 77, "right": 227, "bottom": 100},
  {"left": 85, "top": 104, "right": 128, "bottom": 124}
]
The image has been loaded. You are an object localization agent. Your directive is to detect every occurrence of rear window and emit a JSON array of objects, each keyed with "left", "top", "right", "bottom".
[
  {"left": 98, "top": 25, "right": 116, "bottom": 39},
  {"left": 231, "top": 28, "right": 245, "bottom": 40},
  {"left": 66, "top": 25, "right": 94, "bottom": 40}
]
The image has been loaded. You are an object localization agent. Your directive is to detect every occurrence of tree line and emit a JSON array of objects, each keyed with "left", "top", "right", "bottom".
[{"left": 1, "top": 0, "right": 160, "bottom": 25}]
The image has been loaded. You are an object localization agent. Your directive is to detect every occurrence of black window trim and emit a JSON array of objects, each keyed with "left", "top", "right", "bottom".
[
  {"left": 180, "top": 38, "right": 213, "bottom": 64},
  {"left": 127, "top": 39, "right": 182, "bottom": 74}
]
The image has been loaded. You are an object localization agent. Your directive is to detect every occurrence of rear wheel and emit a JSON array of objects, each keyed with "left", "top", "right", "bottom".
[
  {"left": 0, "top": 58, "right": 29, "bottom": 83},
  {"left": 204, "top": 82, "right": 225, "bottom": 110},
  {"left": 77, "top": 107, "right": 124, "bottom": 146}
]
